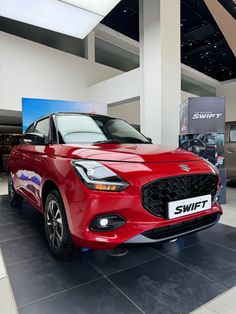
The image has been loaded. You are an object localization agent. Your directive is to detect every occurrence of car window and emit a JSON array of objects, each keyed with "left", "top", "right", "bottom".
[
  {"left": 230, "top": 125, "right": 236, "bottom": 142},
  {"left": 25, "top": 124, "right": 35, "bottom": 134},
  {"left": 35, "top": 118, "right": 50, "bottom": 138},
  {"left": 56, "top": 115, "right": 149, "bottom": 144},
  {"left": 57, "top": 115, "right": 106, "bottom": 144}
]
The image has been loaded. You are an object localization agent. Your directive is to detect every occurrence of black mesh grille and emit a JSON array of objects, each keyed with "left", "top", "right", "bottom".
[{"left": 142, "top": 174, "right": 218, "bottom": 218}]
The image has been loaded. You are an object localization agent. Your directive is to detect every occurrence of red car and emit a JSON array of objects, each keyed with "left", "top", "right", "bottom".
[{"left": 8, "top": 113, "right": 222, "bottom": 260}]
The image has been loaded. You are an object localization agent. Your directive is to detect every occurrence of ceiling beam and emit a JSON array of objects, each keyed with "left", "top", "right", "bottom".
[{"left": 204, "top": 0, "right": 236, "bottom": 57}]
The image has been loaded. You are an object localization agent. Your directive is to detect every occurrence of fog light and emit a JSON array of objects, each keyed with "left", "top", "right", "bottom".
[
  {"left": 99, "top": 218, "right": 109, "bottom": 227},
  {"left": 90, "top": 214, "right": 126, "bottom": 232}
]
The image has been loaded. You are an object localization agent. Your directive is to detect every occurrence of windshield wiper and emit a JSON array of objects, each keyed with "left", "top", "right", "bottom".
[
  {"left": 93, "top": 139, "right": 126, "bottom": 144},
  {"left": 93, "top": 137, "right": 150, "bottom": 144}
]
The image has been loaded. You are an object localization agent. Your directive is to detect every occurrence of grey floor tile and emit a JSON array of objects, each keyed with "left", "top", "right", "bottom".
[
  {"left": 109, "top": 256, "right": 225, "bottom": 314},
  {"left": 152, "top": 232, "right": 204, "bottom": 255},
  {"left": 168, "top": 241, "right": 236, "bottom": 288},
  {"left": 19, "top": 278, "right": 142, "bottom": 314},
  {"left": 195, "top": 223, "right": 236, "bottom": 241},
  {"left": 208, "top": 231, "right": 236, "bottom": 251},
  {"left": 85, "top": 247, "right": 162, "bottom": 276},
  {"left": 1, "top": 235, "right": 49, "bottom": 265},
  {"left": 0, "top": 223, "right": 38, "bottom": 242},
  {"left": 7, "top": 254, "right": 102, "bottom": 307},
  {"left": 0, "top": 212, "right": 27, "bottom": 226}
]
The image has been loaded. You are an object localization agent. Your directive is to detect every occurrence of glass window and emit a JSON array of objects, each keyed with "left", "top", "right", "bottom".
[
  {"left": 35, "top": 118, "right": 50, "bottom": 138},
  {"left": 57, "top": 115, "right": 106, "bottom": 144},
  {"left": 25, "top": 124, "right": 35, "bottom": 134},
  {"left": 95, "top": 38, "right": 139, "bottom": 72},
  {"left": 230, "top": 125, "right": 236, "bottom": 142},
  {"left": 56, "top": 114, "right": 149, "bottom": 144},
  {"left": 181, "top": 74, "right": 216, "bottom": 96}
]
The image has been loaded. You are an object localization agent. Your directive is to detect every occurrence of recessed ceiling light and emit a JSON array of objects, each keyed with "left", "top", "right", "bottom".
[
  {"left": 214, "top": 45, "right": 217, "bottom": 48},
  {"left": 0, "top": 0, "right": 113, "bottom": 39},
  {"left": 59, "top": 0, "right": 120, "bottom": 16}
]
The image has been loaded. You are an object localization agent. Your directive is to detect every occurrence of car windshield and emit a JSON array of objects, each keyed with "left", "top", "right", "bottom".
[{"left": 56, "top": 114, "right": 149, "bottom": 144}]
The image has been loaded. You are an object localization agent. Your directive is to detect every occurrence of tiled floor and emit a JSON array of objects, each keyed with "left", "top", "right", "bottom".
[
  {"left": 0, "top": 174, "right": 235, "bottom": 314},
  {"left": 0, "top": 249, "right": 18, "bottom": 314}
]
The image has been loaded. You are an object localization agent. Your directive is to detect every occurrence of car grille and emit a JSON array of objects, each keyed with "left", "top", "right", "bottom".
[{"left": 142, "top": 174, "right": 218, "bottom": 218}]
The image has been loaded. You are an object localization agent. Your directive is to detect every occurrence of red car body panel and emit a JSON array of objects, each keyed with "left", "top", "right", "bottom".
[{"left": 8, "top": 142, "right": 222, "bottom": 250}]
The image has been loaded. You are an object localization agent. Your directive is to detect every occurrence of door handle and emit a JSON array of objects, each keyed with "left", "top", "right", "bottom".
[{"left": 226, "top": 150, "right": 234, "bottom": 154}]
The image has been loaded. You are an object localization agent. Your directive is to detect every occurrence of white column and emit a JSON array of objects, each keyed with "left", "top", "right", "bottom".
[
  {"left": 139, "top": 0, "right": 181, "bottom": 147},
  {"left": 85, "top": 31, "right": 95, "bottom": 62}
]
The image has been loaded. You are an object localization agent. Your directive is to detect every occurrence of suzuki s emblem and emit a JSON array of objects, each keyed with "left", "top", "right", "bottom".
[{"left": 179, "top": 164, "right": 190, "bottom": 172}]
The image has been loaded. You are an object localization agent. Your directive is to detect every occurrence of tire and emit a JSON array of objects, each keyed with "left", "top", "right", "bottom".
[
  {"left": 44, "top": 189, "right": 78, "bottom": 261},
  {"left": 8, "top": 173, "right": 22, "bottom": 207}
]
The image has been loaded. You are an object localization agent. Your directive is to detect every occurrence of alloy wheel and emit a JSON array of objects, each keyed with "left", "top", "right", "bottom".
[
  {"left": 8, "top": 174, "right": 14, "bottom": 202},
  {"left": 46, "top": 200, "right": 63, "bottom": 249}
]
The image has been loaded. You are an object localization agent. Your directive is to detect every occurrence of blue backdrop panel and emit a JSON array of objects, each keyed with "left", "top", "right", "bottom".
[{"left": 22, "top": 98, "right": 107, "bottom": 132}]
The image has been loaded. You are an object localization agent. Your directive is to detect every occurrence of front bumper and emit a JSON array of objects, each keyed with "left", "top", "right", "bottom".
[
  {"left": 64, "top": 160, "right": 222, "bottom": 250},
  {"left": 71, "top": 204, "right": 222, "bottom": 250},
  {"left": 124, "top": 212, "right": 221, "bottom": 244}
]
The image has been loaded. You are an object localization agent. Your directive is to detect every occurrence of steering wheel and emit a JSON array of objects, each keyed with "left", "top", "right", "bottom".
[{"left": 187, "top": 139, "right": 207, "bottom": 158}]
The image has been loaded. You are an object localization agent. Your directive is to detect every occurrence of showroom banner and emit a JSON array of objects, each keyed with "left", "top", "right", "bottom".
[
  {"left": 22, "top": 98, "right": 107, "bottom": 132},
  {"left": 180, "top": 96, "right": 225, "bottom": 135},
  {"left": 179, "top": 96, "right": 226, "bottom": 203}
]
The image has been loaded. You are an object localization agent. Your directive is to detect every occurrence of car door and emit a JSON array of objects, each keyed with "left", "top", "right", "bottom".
[
  {"left": 225, "top": 123, "right": 236, "bottom": 179},
  {"left": 12, "top": 123, "right": 35, "bottom": 195},
  {"left": 18, "top": 117, "right": 52, "bottom": 208}
]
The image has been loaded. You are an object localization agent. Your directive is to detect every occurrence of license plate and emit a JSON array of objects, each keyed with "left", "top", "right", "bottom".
[{"left": 168, "top": 195, "right": 211, "bottom": 219}]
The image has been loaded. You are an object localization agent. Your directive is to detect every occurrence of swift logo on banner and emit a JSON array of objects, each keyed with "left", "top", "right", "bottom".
[{"left": 192, "top": 113, "right": 223, "bottom": 120}]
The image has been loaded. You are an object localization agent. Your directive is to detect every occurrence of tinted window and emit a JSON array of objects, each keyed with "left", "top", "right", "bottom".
[
  {"left": 230, "top": 125, "right": 236, "bottom": 142},
  {"left": 25, "top": 124, "right": 35, "bottom": 133},
  {"left": 56, "top": 115, "right": 149, "bottom": 144},
  {"left": 35, "top": 118, "right": 50, "bottom": 138}
]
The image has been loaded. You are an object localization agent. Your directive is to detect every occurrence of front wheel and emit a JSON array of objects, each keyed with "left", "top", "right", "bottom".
[
  {"left": 44, "top": 190, "right": 78, "bottom": 261},
  {"left": 8, "top": 173, "right": 22, "bottom": 207}
]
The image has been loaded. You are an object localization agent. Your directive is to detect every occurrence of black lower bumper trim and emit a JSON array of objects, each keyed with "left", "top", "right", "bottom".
[{"left": 142, "top": 213, "right": 221, "bottom": 240}]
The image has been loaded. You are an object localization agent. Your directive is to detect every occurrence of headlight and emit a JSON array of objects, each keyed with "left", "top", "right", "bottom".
[{"left": 72, "top": 160, "right": 129, "bottom": 191}]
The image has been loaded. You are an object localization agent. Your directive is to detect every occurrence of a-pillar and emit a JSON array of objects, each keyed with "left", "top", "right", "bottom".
[{"left": 139, "top": 0, "right": 181, "bottom": 147}]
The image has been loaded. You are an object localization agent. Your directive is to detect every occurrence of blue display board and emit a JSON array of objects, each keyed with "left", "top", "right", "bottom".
[{"left": 22, "top": 98, "right": 107, "bottom": 132}]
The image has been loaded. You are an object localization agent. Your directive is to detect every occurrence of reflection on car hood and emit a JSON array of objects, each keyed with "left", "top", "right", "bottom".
[{"left": 55, "top": 143, "right": 201, "bottom": 163}]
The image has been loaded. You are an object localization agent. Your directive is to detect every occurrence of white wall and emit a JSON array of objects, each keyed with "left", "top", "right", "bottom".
[
  {"left": 108, "top": 100, "right": 140, "bottom": 124},
  {"left": 0, "top": 32, "right": 121, "bottom": 111},
  {"left": 216, "top": 80, "right": 236, "bottom": 122},
  {"left": 88, "top": 68, "right": 141, "bottom": 104}
]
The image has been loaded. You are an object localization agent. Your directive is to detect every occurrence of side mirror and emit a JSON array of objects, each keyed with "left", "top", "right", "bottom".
[{"left": 23, "top": 133, "right": 46, "bottom": 145}]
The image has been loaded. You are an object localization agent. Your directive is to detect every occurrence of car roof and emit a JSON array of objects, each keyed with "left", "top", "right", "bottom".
[{"left": 34, "top": 112, "right": 114, "bottom": 122}]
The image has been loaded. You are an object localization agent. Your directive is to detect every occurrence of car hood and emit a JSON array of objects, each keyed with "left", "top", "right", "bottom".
[{"left": 56, "top": 143, "right": 201, "bottom": 163}]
